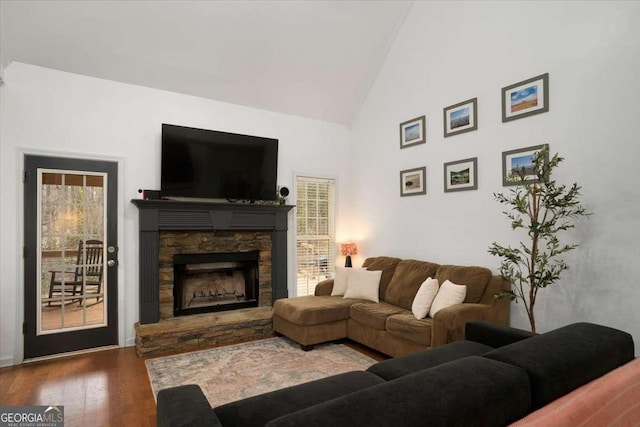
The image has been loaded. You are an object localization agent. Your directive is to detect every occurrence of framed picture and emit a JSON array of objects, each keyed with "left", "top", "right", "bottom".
[
  {"left": 399, "top": 115, "right": 426, "bottom": 148},
  {"left": 502, "top": 144, "right": 549, "bottom": 186},
  {"left": 443, "top": 98, "right": 478, "bottom": 137},
  {"left": 444, "top": 157, "right": 478, "bottom": 192},
  {"left": 400, "top": 167, "right": 426, "bottom": 197},
  {"left": 502, "top": 73, "right": 549, "bottom": 122}
]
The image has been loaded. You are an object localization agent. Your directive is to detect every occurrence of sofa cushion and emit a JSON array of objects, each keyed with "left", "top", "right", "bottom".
[
  {"left": 385, "top": 313, "right": 433, "bottom": 346},
  {"left": 483, "top": 322, "right": 635, "bottom": 409},
  {"left": 214, "top": 371, "right": 385, "bottom": 427},
  {"left": 267, "top": 356, "right": 531, "bottom": 427},
  {"left": 411, "top": 277, "right": 439, "bottom": 319},
  {"left": 330, "top": 266, "right": 351, "bottom": 296},
  {"left": 273, "top": 296, "right": 360, "bottom": 326},
  {"left": 385, "top": 313, "right": 432, "bottom": 346},
  {"left": 361, "top": 257, "right": 402, "bottom": 300},
  {"left": 157, "top": 384, "right": 223, "bottom": 427},
  {"left": 343, "top": 268, "right": 382, "bottom": 303},
  {"left": 429, "top": 279, "right": 466, "bottom": 317},
  {"left": 384, "top": 259, "right": 439, "bottom": 310},
  {"left": 349, "top": 302, "right": 407, "bottom": 331},
  {"left": 435, "top": 265, "right": 491, "bottom": 303},
  {"left": 465, "top": 321, "right": 536, "bottom": 348},
  {"left": 367, "top": 339, "right": 494, "bottom": 380}
]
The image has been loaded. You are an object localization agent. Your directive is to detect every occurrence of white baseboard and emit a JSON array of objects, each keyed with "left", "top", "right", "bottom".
[{"left": 0, "top": 355, "right": 16, "bottom": 368}]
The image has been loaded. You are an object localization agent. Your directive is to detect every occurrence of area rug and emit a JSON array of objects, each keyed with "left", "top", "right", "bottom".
[{"left": 145, "top": 337, "right": 376, "bottom": 407}]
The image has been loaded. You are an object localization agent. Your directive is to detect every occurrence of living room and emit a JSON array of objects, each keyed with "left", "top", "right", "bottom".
[{"left": 1, "top": 0, "right": 639, "bottom": 424}]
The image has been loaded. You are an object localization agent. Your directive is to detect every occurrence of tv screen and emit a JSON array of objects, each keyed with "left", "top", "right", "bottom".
[{"left": 161, "top": 124, "right": 278, "bottom": 201}]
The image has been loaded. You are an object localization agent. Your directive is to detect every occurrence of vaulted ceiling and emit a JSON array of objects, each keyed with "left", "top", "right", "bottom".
[{"left": 0, "top": 1, "right": 412, "bottom": 125}]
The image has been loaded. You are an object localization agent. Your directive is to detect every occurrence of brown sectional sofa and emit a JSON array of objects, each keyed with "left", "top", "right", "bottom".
[{"left": 273, "top": 256, "right": 510, "bottom": 356}]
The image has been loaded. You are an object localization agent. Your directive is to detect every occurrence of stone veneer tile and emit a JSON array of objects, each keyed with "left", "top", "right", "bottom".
[
  {"left": 135, "top": 307, "right": 274, "bottom": 356},
  {"left": 157, "top": 230, "right": 272, "bottom": 320}
]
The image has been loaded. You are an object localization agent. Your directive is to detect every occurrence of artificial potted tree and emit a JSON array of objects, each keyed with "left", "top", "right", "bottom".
[{"left": 489, "top": 146, "right": 590, "bottom": 333}]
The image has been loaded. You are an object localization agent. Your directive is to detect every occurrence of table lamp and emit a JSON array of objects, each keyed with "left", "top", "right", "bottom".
[{"left": 340, "top": 242, "right": 358, "bottom": 268}]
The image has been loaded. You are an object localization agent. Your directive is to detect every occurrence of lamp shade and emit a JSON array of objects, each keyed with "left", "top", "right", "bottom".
[{"left": 340, "top": 242, "right": 358, "bottom": 256}]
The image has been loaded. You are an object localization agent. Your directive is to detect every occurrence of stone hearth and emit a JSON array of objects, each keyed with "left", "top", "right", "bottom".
[{"left": 134, "top": 307, "right": 274, "bottom": 356}]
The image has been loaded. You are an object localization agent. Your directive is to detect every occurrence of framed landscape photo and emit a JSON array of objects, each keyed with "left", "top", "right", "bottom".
[
  {"left": 444, "top": 157, "right": 478, "bottom": 192},
  {"left": 502, "top": 144, "right": 549, "bottom": 186},
  {"left": 443, "top": 98, "right": 477, "bottom": 137},
  {"left": 399, "top": 115, "right": 426, "bottom": 149},
  {"left": 400, "top": 167, "right": 426, "bottom": 197},
  {"left": 502, "top": 73, "right": 549, "bottom": 122}
]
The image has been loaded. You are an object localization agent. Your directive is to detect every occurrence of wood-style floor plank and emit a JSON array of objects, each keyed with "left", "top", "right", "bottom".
[
  {"left": 0, "top": 339, "right": 386, "bottom": 426},
  {"left": 0, "top": 347, "right": 156, "bottom": 427}
]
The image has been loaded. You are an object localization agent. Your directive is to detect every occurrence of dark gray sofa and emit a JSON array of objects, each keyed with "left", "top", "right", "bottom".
[{"left": 156, "top": 321, "right": 635, "bottom": 427}]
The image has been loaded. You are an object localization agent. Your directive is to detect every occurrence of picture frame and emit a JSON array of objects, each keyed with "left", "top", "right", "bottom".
[
  {"left": 502, "top": 144, "right": 549, "bottom": 186},
  {"left": 443, "top": 157, "right": 478, "bottom": 192},
  {"left": 443, "top": 97, "right": 477, "bottom": 138},
  {"left": 399, "top": 115, "right": 426, "bottom": 149},
  {"left": 400, "top": 167, "right": 426, "bottom": 197},
  {"left": 502, "top": 73, "right": 549, "bottom": 122}
]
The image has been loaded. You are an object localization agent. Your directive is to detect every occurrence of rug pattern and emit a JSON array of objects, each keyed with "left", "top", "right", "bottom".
[{"left": 145, "top": 337, "right": 376, "bottom": 408}]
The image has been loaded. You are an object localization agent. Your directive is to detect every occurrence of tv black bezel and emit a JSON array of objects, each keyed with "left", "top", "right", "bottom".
[{"left": 160, "top": 123, "right": 279, "bottom": 202}]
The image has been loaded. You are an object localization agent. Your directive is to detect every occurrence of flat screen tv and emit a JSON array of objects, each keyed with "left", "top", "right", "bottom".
[{"left": 161, "top": 124, "right": 278, "bottom": 201}]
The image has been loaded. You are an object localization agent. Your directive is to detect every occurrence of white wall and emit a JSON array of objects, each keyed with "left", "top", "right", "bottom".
[
  {"left": 2, "top": 2, "right": 639, "bottom": 365},
  {"left": 350, "top": 1, "right": 640, "bottom": 353},
  {"left": 0, "top": 62, "right": 353, "bottom": 366}
]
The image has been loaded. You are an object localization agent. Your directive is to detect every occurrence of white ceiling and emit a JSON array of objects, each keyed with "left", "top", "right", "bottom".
[{"left": 0, "top": 0, "right": 412, "bottom": 125}]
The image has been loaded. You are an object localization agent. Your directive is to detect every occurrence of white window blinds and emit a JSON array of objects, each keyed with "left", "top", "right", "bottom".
[{"left": 295, "top": 176, "right": 336, "bottom": 297}]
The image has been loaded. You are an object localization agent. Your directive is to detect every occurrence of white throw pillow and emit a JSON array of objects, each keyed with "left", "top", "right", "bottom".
[
  {"left": 343, "top": 269, "right": 382, "bottom": 303},
  {"left": 331, "top": 266, "right": 353, "bottom": 296},
  {"left": 429, "top": 279, "right": 467, "bottom": 318},
  {"left": 411, "top": 277, "right": 440, "bottom": 319}
]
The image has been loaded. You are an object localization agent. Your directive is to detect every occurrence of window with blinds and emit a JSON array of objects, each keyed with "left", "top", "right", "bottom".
[{"left": 295, "top": 176, "right": 336, "bottom": 297}]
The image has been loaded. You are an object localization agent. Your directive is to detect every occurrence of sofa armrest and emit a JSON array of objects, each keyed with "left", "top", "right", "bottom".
[
  {"left": 431, "top": 303, "right": 489, "bottom": 347},
  {"left": 314, "top": 279, "right": 335, "bottom": 296},
  {"left": 465, "top": 321, "right": 536, "bottom": 348},
  {"left": 480, "top": 276, "right": 511, "bottom": 325},
  {"left": 157, "top": 384, "right": 222, "bottom": 427}
]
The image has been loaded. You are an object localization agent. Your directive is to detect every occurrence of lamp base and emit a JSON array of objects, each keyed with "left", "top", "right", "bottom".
[{"left": 345, "top": 255, "right": 352, "bottom": 268}]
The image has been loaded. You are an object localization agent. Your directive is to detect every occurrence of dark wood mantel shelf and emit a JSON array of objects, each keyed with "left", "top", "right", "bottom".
[{"left": 132, "top": 199, "right": 294, "bottom": 324}]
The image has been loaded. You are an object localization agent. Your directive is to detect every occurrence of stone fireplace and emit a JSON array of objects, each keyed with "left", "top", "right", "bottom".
[
  {"left": 158, "top": 231, "right": 271, "bottom": 319},
  {"left": 131, "top": 199, "right": 293, "bottom": 356}
]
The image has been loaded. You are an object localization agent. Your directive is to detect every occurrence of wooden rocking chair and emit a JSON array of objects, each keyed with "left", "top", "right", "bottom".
[{"left": 48, "top": 239, "right": 104, "bottom": 305}]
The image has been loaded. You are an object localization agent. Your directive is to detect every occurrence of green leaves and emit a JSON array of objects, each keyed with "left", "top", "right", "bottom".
[{"left": 489, "top": 147, "right": 590, "bottom": 332}]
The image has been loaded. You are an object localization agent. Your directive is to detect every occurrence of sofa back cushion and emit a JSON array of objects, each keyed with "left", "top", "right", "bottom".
[
  {"left": 267, "top": 356, "right": 531, "bottom": 427},
  {"left": 483, "top": 322, "right": 635, "bottom": 409},
  {"left": 435, "top": 265, "right": 491, "bottom": 303},
  {"left": 382, "top": 260, "right": 438, "bottom": 310},
  {"left": 361, "top": 257, "right": 401, "bottom": 300}
]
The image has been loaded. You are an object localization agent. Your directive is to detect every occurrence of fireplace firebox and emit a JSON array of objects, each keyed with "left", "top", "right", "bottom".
[{"left": 173, "top": 251, "right": 259, "bottom": 316}]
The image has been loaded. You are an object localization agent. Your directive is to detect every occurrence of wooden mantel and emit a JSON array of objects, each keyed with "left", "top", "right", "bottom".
[{"left": 131, "top": 199, "right": 294, "bottom": 324}]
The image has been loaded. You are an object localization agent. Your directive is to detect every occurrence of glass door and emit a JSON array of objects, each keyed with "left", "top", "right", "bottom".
[
  {"left": 39, "top": 171, "right": 106, "bottom": 332},
  {"left": 24, "top": 156, "right": 118, "bottom": 359}
]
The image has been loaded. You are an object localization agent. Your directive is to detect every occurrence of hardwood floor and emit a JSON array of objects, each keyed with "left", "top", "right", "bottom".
[
  {"left": 0, "top": 347, "right": 156, "bottom": 426},
  {"left": 0, "top": 339, "right": 386, "bottom": 427}
]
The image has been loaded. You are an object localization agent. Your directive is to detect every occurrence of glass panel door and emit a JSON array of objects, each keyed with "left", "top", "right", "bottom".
[
  {"left": 24, "top": 155, "right": 118, "bottom": 360},
  {"left": 39, "top": 171, "right": 107, "bottom": 333}
]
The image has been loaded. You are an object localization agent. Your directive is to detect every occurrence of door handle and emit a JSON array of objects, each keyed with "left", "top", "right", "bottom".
[{"left": 107, "top": 259, "right": 118, "bottom": 268}]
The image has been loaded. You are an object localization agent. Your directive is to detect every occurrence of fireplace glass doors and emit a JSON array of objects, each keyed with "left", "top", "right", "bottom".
[{"left": 173, "top": 251, "right": 260, "bottom": 316}]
